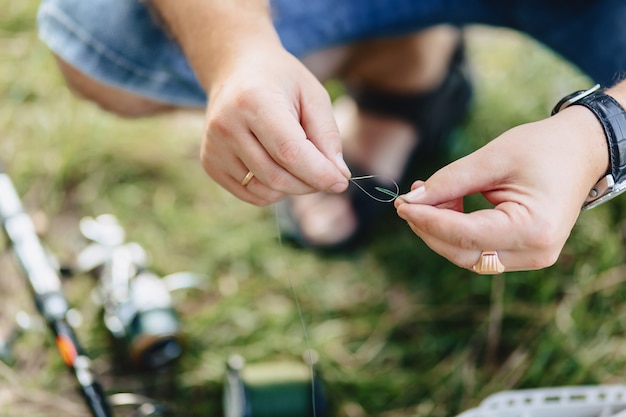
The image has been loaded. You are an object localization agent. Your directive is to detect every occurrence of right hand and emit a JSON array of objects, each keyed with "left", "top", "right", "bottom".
[
  {"left": 201, "top": 41, "right": 351, "bottom": 206},
  {"left": 394, "top": 105, "right": 609, "bottom": 272}
]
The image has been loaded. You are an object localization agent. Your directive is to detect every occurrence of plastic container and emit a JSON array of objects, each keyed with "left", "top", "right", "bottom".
[{"left": 456, "top": 385, "right": 626, "bottom": 417}]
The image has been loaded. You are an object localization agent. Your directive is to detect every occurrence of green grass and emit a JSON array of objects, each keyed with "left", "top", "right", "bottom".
[{"left": 2, "top": 3, "right": 626, "bottom": 417}]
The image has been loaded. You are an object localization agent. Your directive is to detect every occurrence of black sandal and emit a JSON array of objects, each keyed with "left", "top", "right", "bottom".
[{"left": 277, "top": 34, "right": 473, "bottom": 252}]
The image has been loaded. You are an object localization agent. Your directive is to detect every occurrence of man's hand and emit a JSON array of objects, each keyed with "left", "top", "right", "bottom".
[
  {"left": 202, "top": 43, "right": 351, "bottom": 205},
  {"left": 395, "top": 104, "right": 609, "bottom": 272},
  {"left": 150, "top": 0, "right": 350, "bottom": 205}
]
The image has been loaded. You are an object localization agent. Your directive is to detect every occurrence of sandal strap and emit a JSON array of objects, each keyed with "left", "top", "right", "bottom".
[{"left": 349, "top": 34, "right": 472, "bottom": 157}]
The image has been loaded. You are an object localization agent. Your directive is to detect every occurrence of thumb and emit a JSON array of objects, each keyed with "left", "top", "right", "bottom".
[{"left": 398, "top": 147, "right": 504, "bottom": 206}]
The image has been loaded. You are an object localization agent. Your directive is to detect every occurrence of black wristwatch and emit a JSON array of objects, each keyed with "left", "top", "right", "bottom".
[{"left": 552, "top": 84, "right": 626, "bottom": 210}]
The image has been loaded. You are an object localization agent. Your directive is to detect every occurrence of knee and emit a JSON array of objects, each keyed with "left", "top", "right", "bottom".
[
  {"left": 341, "top": 25, "right": 461, "bottom": 91},
  {"left": 54, "top": 55, "right": 175, "bottom": 118}
]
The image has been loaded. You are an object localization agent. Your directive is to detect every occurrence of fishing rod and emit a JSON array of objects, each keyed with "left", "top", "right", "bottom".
[{"left": 0, "top": 162, "right": 113, "bottom": 417}]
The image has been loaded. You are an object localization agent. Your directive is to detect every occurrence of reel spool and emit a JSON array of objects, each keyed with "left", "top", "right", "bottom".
[
  {"left": 118, "top": 271, "right": 183, "bottom": 371},
  {"left": 223, "top": 354, "right": 329, "bottom": 417}
]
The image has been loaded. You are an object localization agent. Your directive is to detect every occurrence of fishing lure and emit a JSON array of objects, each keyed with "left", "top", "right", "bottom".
[{"left": 349, "top": 175, "right": 400, "bottom": 202}]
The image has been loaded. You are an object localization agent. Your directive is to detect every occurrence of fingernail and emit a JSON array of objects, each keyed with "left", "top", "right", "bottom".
[
  {"left": 402, "top": 185, "right": 425, "bottom": 203},
  {"left": 328, "top": 181, "right": 348, "bottom": 193},
  {"left": 336, "top": 153, "right": 351, "bottom": 177}
]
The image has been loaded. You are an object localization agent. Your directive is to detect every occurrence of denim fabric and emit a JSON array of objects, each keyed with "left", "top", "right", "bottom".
[{"left": 37, "top": 0, "right": 626, "bottom": 107}]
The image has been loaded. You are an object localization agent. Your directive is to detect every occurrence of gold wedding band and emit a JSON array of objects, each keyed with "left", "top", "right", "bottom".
[
  {"left": 240, "top": 171, "right": 255, "bottom": 186},
  {"left": 472, "top": 250, "right": 506, "bottom": 275}
]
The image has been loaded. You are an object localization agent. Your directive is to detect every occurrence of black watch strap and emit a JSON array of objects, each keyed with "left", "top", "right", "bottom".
[
  {"left": 575, "top": 92, "right": 626, "bottom": 185},
  {"left": 552, "top": 85, "right": 626, "bottom": 209}
]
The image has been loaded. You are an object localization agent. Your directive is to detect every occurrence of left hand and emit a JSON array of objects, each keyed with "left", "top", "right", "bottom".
[{"left": 394, "top": 105, "right": 608, "bottom": 272}]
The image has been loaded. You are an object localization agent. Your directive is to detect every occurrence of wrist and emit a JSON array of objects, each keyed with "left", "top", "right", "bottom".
[
  {"left": 563, "top": 104, "right": 609, "bottom": 171},
  {"left": 552, "top": 84, "right": 626, "bottom": 209},
  {"left": 150, "top": 0, "right": 280, "bottom": 90}
]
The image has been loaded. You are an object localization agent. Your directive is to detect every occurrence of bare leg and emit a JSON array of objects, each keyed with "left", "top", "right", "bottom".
[
  {"left": 53, "top": 55, "right": 177, "bottom": 118},
  {"left": 288, "top": 25, "right": 462, "bottom": 247}
]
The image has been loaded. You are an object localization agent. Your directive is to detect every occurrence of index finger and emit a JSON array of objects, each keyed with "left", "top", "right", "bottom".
[
  {"left": 251, "top": 96, "right": 350, "bottom": 193},
  {"left": 397, "top": 201, "right": 547, "bottom": 270}
]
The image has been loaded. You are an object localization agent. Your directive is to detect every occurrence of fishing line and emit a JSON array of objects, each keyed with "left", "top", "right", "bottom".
[
  {"left": 274, "top": 213, "right": 319, "bottom": 417},
  {"left": 269, "top": 174, "right": 400, "bottom": 417}
]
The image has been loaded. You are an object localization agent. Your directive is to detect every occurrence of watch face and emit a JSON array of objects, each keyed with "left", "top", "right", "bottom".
[
  {"left": 583, "top": 184, "right": 626, "bottom": 209},
  {"left": 552, "top": 91, "right": 584, "bottom": 115},
  {"left": 582, "top": 176, "right": 626, "bottom": 210},
  {"left": 551, "top": 84, "right": 602, "bottom": 115}
]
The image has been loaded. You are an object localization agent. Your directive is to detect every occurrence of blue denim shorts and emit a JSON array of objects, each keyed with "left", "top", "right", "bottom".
[{"left": 38, "top": 0, "right": 626, "bottom": 107}]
